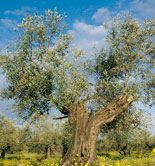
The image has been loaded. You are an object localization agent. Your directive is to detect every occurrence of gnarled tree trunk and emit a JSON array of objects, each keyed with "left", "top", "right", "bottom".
[{"left": 61, "top": 93, "right": 133, "bottom": 166}]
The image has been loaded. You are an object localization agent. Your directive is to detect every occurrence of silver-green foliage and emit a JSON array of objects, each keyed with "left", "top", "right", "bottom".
[
  {"left": 93, "top": 15, "right": 155, "bottom": 107},
  {"left": 0, "top": 11, "right": 154, "bottom": 120},
  {"left": 0, "top": 9, "right": 88, "bottom": 119},
  {"left": 0, "top": 115, "right": 19, "bottom": 153}
]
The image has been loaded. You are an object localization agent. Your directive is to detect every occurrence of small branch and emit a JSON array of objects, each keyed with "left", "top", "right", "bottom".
[
  {"left": 51, "top": 97, "right": 69, "bottom": 115},
  {"left": 53, "top": 115, "right": 68, "bottom": 120}
]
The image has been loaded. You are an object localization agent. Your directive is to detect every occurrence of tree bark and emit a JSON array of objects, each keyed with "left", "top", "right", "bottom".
[
  {"left": 45, "top": 147, "right": 51, "bottom": 159},
  {"left": 61, "top": 93, "right": 133, "bottom": 166}
]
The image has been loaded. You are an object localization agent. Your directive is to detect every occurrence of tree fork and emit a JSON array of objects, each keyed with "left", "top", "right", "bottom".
[{"left": 61, "top": 93, "right": 133, "bottom": 166}]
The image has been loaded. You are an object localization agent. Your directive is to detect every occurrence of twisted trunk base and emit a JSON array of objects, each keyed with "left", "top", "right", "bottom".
[
  {"left": 61, "top": 93, "right": 133, "bottom": 166},
  {"left": 61, "top": 105, "right": 99, "bottom": 166}
]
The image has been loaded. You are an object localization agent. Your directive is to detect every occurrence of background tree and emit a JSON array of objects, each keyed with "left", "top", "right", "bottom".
[
  {"left": 61, "top": 120, "right": 72, "bottom": 156},
  {"left": 145, "top": 135, "right": 155, "bottom": 151},
  {"left": 18, "top": 124, "right": 32, "bottom": 152},
  {"left": 25, "top": 115, "right": 62, "bottom": 159},
  {"left": 0, "top": 114, "right": 19, "bottom": 159},
  {"left": 0, "top": 10, "right": 154, "bottom": 165},
  {"left": 97, "top": 106, "right": 151, "bottom": 155}
]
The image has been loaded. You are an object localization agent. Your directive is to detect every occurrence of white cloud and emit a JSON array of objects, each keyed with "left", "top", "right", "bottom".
[
  {"left": 0, "top": 19, "right": 17, "bottom": 49},
  {"left": 84, "top": 7, "right": 93, "bottom": 13},
  {"left": 130, "top": 0, "right": 155, "bottom": 19},
  {"left": 0, "top": 18, "right": 17, "bottom": 29},
  {"left": 70, "top": 20, "right": 108, "bottom": 55},
  {"left": 70, "top": 0, "right": 155, "bottom": 55},
  {"left": 4, "top": 6, "right": 37, "bottom": 16},
  {"left": 91, "top": 0, "right": 155, "bottom": 25},
  {"left": 116, "top": 0, "right": 126, "bottom": 8},
  {"left": 92, "top": 8, "right": 112, "bottom": 23}
]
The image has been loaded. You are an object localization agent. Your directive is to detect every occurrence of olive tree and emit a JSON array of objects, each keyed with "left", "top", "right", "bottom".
[
  {"left": 25, "top": 115, "right": 62, "bottom": 159},
  {"left": 0, "top": 114, "right": 19, "bottom": 159},
  {"left": 61, "top": 120, "right": 72, "bottom": 156},
  {"left": 98, "top": 106, "right": 150, "bottom": 155},
  {"left": 0, "top": 9, "right": 154, "bottom": 165}
]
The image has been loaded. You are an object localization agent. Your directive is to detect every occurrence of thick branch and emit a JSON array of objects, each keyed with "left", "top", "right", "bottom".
[{"left": 89, "top": 93, "right": 133, "bottom": 129}]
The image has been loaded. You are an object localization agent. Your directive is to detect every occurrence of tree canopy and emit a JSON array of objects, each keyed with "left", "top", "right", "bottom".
[
  {"left": 0, "top": 12, "right": 154, "bottom": 119},
  {"left": 0, "top": 9, "right": 89, "bottom": 119},
  {"left": 92, "top": 15, "right": 155, "bottom": 108}
]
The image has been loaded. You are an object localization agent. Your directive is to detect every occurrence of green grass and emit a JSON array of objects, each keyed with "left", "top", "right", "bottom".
[{"left": 0, "top": 151, "right": 154, "bottom": 166}]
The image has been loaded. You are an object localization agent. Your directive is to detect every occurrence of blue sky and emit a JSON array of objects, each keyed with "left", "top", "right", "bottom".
[
  {"left": 0, "top": 0, "right": 155, "bottom": 133},
  {"left": 1, "top": 0, "right": 155, "bottom": 52}
]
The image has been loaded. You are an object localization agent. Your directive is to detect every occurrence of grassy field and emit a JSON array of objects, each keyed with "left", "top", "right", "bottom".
[{"left": 0, "top": 151, "right": 155, "bottom": 166}]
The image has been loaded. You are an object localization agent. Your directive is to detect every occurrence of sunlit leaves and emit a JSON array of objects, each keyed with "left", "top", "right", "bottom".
[
  {"left": 0, "top": 12, "right": 154, "bottom": 121},
  {"left": 93, "top": 14, "right": 155, "bottom": 107},
  {"left": 0, "top": 9, "right": 89, "bottom": 119}
]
